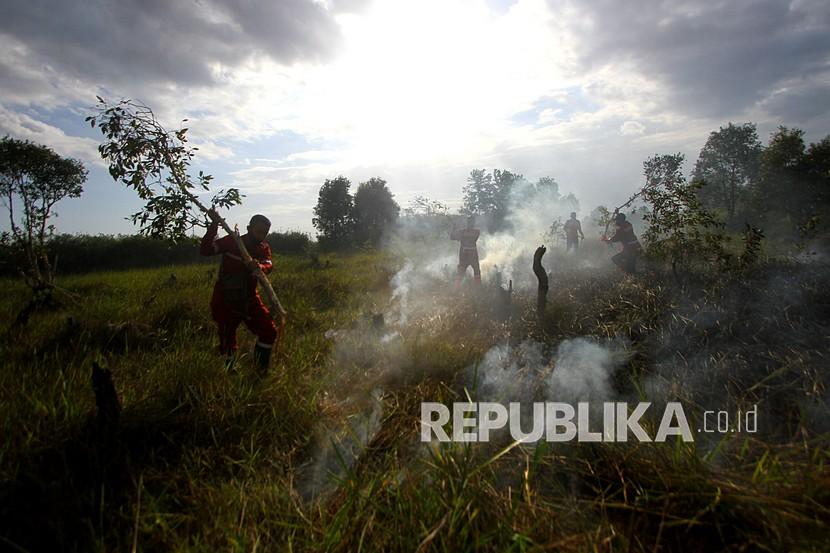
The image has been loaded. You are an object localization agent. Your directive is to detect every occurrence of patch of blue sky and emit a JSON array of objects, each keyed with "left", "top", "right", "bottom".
[
  {"left": 24, "top": 104, "right": 102, "bottom": 141},
  {"left": 510, "top": 87, "right": 599, "bottom": 127},
  {"left": 199, "top": 130, "right": 342, "bottom": 187},
  {"left": 223, "top": 130, "right": 337, "bottom": 163},
  {"left": 485, "top": 0, "right": 517, "bottom": 16}
]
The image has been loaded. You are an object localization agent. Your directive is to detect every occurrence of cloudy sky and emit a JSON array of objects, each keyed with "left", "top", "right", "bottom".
[{"left": 1, "top": 0, "right": 828, "bottom": 234}]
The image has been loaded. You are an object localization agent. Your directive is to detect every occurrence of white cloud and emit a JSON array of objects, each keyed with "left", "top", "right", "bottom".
[
  {"left": 0, "top": 0, "right": 826, "bottom": 234},
  {"left": 620, "top": 121, "right": 645, "bottom": 136},
  {"left": 0, "top": 104, "right": 102, "bottom": 166}
]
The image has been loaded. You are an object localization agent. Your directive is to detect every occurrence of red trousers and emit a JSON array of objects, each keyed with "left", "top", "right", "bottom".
[{"left": 210, "top": 287, "right": 278, "bottom": 355}]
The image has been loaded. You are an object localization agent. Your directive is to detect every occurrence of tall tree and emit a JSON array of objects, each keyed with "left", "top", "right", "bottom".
[
  {"left": 535, "top": 176, "right": 560, "bottom": 201},
  {"left": 0, "top": 136, "right": 86, "bottom": 288},
  {"left": 312, "top": 176, "right": 354, "bottom": 249},
  {"left": 692, "top": 122, "right": 762, "bottom": 225},
  {"left": 642, "top": 153, "right": 726, "bottom": 280},
  {"left": 491, "top": 169, "right": 522, "bottom": 229},
  {"left": 461, "top": 168, "right": 525, "bottom": 230},
  {"left": 353, "top": 177, "right": 399, "bottom": 246},
  {"left": 462, "top": 169, "right": 494, "bottom": 216},
  {"left": 753, "top": 127, "right": 806, "bottom": 231},
  {"left": 805, "top": 136, "right": 830, "bottom": 209},
  {"left": 752, "top": 127, "right": 830, "bottom": 234}
]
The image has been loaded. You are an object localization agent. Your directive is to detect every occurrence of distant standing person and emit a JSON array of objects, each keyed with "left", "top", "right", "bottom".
[
  {"left": 603, "top": 212, "right": 641, "bottom": 274},
  {"left": 200, "top": 210, "right": 280, "bottom": 372},
  {"left": 450, "top": 216, "right": 481, "bottom": 286},
  {"left": 563, "top": 212, "right": 584, "bottom": 252}
]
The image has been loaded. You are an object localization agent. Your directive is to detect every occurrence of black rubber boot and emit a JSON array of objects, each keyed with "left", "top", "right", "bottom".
[{"left": 253, "top": 343, "right": 272, "bottom": 374}]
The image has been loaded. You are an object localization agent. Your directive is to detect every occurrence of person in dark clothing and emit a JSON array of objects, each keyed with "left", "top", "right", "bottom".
[
  {"left": 200, "top": 210, "right": 279, "bottom": 371},
  {"left": 603, "top": 212, "right": 641, "bottom": 274},
  {"left": 563, "top": 212, "right": 584, "bottom": 252},
  {"left": 450, "top": 216, "right": 481, "bottom": 286}
]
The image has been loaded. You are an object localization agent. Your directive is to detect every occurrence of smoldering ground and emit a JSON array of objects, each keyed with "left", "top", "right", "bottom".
[
  {"left": 293, "top": 179, "right": 611, "bottom": 498},
  {"left": 293, "top": 176, "right": 830, "bottom": 499}
]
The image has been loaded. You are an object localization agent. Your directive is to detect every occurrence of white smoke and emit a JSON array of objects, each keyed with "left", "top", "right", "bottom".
[
  {"left": 469, "top": 337, "right": 629, "bottom": 403},
  {"left": 547, "top": 338, "right": 623, "bottom": 402},
  {"left": 476, "top": 180, "right": 588, "bottom": 286},
  {"left": 295, "top": 387, "right": 384, "bottom": 500}
]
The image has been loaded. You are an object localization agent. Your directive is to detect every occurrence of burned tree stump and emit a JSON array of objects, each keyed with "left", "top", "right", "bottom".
[
  {"left": 533, "top": 246, "right": 549, "bottom": 317},
  {"left": 91, "top": 362, "right": 121, "bottom": 438}
]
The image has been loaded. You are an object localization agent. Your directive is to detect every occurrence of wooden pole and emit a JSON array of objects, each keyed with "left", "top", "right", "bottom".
[{"left": 163, "top": 152, "right": 287, "bottom": 321}]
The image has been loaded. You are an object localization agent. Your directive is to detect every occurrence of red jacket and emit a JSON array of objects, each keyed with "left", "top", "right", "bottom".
[{"left": 200, "top": 222, "right": 273, "bottom": 297}]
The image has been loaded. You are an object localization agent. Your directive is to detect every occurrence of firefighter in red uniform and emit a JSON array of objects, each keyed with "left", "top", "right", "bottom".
[
  {"left": 603, "top": 212, "right": 641, "bottom": 274},
  {"left": 200, "top": 210, "right": 279, "bottom": 371},
  {"left": 450, "top": 216, "right": 481, "bottom": 286}
]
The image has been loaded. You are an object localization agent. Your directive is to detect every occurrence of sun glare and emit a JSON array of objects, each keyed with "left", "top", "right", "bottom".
[{"left": 298, "top": 0, "right": 565, "bottom": 166}]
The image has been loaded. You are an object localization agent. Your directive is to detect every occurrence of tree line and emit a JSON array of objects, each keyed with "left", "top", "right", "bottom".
[
  {"left": 3, "top": 119, "right": 829, "bottom": 280},
  {"left": 311, "top": 122, "right": 830, "bottom": 250},
  {"left": 693, "top": 123, "right": 830, "bottom": 236},
  {"left": 311, "top": 169, "right": 581, "bottom": 248},
  {"left": 312, "top": 176, "right": 401, "bottom": 249}
]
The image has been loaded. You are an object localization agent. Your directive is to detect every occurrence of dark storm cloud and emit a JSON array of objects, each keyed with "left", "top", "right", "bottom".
[
  {"left": 551, "top": 0, "right": 830, "bottom": 119},
  {"left": 0, "top": 0, "right": 342, "bottom": 89},
  {"left": 763, "top": 83, "right": 830, "bottom": 123}
]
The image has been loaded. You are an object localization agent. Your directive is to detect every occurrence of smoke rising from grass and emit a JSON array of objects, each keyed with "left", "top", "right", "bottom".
[
  {"left": 469, "top": 337, "right": 630, "bottom": 404},
  {"left": 295, "top": 387, "right": 384, "bottom": 501},
  {"left": 382, "top": 178, "right": 618, "bottom": 325}
]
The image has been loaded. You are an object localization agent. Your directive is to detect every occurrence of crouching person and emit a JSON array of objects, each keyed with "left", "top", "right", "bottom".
[
  {"left": 603, "top": 212, "right": 641, "bottom": 274},
  {"left": 200, "top": 210, "right": 279, "bottom": 372}
]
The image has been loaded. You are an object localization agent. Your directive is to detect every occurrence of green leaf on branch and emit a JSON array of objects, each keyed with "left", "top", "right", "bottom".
[{"left": 88, "top": 98, "right": 243, "bottom": 241}]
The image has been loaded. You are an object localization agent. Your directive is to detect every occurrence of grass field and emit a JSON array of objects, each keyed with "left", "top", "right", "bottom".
[{"left": 1, "top": 249, "right": 828, "bottom": 552}]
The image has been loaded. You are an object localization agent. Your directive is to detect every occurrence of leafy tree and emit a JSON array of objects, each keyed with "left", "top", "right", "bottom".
[
  {"left": 461, "top": 168, "right": 524, "bottom": 230},
  {"left": 491, "top": 169, "right": 523, "bottom": 228},
  {"left": 804, "top": 136, "right": 830, "bottom": 217},
  {"left": 462, "top": 169, "right": 494, "bottom": 216},
  {"left": 692, "top": 122, "right": 761, "bottom": 225},
  {"left": 535, "top": 176, "right": 560, "bottom": 200},
  {"left": 641, "top": 153, "right": 727, "bottom": 280},
  {"left": 353, "top": 177, "right": 399, "bottom": 246},
  {"left": 312, "top": 176, "right": 354, "bottom": 249},
  {"left": 751, "top": 127, "right": 830, "bottom": 237},
  {"left": 752, "top": 127, "right": 807, "bottom": 232},
  {"left": 0, "top": 136, "right": 86, "bottom": 288},
  {"left": 805, "top": 136, "right": 830, "bottom": 190},
  {"left": 590, "top": 205, "right": 612, "bottom": 230}
]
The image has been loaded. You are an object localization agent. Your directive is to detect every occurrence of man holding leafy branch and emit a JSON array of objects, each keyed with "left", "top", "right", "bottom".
[
  {"left": 89, "top": 97, "right": 287, "bottom": 373},
  {"left": 201, "top": 209, "right": 279, "bottom": 372}
]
